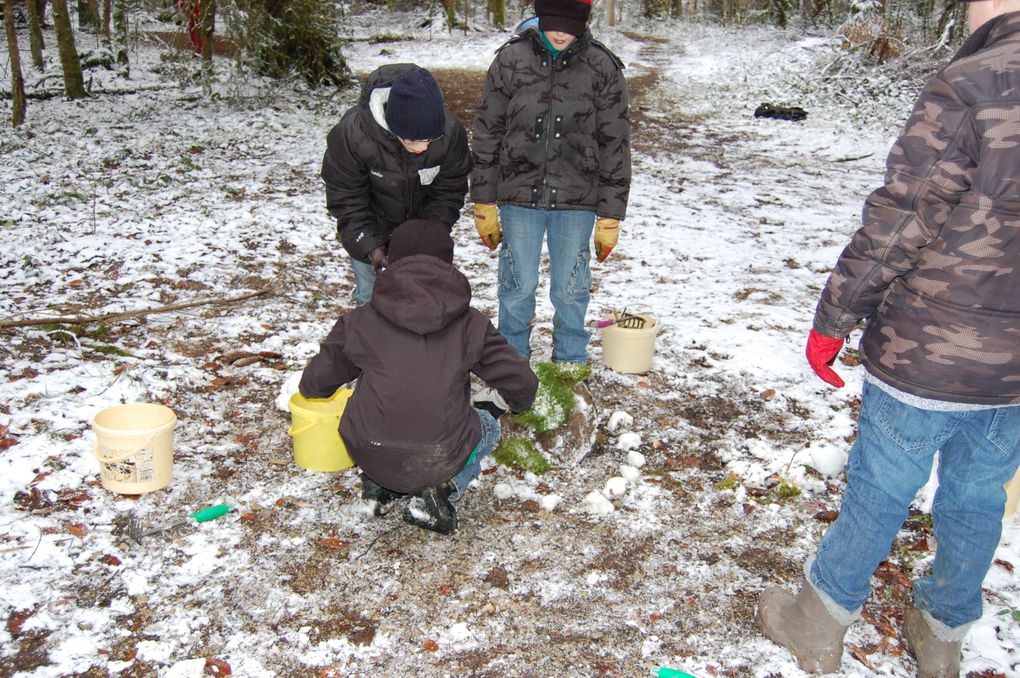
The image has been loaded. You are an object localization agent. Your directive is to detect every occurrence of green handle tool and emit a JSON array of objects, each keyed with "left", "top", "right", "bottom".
[
  {"left": 658, "top": 669, "right": 698, "bottom": 678},
  {"left": 133, "top": 503, "right": 233, "bottom": 542}
]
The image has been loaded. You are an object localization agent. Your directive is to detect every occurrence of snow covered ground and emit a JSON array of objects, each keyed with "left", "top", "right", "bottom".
[{"left": 1, "top": 5, "right": 1018, "bottom": 677}]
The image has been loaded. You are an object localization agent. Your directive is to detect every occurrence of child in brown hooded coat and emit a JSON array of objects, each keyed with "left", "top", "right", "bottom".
[{"left": 299, "top": 219, "right": 538, "bottom": 534}]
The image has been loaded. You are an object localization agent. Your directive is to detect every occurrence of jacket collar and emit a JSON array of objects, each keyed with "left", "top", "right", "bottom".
[
  {"left": 952, "top": 11, "right": 1020, "bottom": 62},
  {"left": 516, "top": 15, "right": 592, "bottom": 60}
]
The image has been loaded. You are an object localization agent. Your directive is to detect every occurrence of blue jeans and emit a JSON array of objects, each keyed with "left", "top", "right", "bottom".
[
  {"left": 351, "top": 257, "right": 377, "bottom": 307},
  {"left": 810, "top": 382, "right": 1020, "bottom": 629},
  {"left": 450, "top": 408, "right": 500, "bottom": 501},
  {"left": 497, "top": 205, "right": 595, "bottom": 363}
]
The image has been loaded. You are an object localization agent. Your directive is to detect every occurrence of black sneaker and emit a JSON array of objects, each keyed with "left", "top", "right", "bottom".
[
  {"left": 360, "top": 473, "right": 403, "bottom": 517},
  {"left": 402, "top": 484, "right": 458, "bottom": 535}
]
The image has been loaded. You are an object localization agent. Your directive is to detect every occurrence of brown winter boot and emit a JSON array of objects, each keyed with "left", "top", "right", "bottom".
[
  {"left": 903, "top": 607, "right": 962, "bottom": 678},
  {"left": 756, "top": 581, "right": 849, "bottom": 673}
]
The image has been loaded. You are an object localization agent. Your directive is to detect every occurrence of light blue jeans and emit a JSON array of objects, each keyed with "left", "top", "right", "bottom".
[
  {"left": 450, "top": 408, "right": 500, "bottom": 501},
  {"left": 351, "top": 257, "right": 377, "bottom": 307},
  {"left": 497, "top": 205, "right": 595, "bottom": 364},
  {"left": 810, "top": 382, "right": 1020, "bottom": 629}
]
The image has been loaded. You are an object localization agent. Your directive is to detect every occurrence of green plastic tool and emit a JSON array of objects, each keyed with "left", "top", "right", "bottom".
[
  {"left": 130, "top": 504, "right": 233, "bottom": 543},
  {"left": 657, "top": 669, "right": 698, "bottom": 678}
]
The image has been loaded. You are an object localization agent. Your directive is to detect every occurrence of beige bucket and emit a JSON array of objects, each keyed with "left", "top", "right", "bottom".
[
  {"left": 92, "top": 403, "right": 176, "bottom": 494},
  {"left": 288, "top": 389, "right": 355, "bottom": 472},
  {"left": 601, "top": 313, "right": 659, "bottom": 374}
]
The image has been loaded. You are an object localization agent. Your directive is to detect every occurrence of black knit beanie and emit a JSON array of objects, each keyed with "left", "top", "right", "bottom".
[
  {"left": 536, "top": 0, "right": 592, "bottom": 37},
  {"left": 384, "top": 67, "right": 446, "bottom": 141},
  {"left": 388, "top": 220, "right": 454, "bottom": 264}
]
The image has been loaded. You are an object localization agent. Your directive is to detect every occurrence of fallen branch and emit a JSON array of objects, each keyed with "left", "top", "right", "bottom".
[
  {"left": 833, "top": 152, "right": 875, "bottom": 163},
  {"left": 0, "top": 287, "right": 273, "bottom": 330}
]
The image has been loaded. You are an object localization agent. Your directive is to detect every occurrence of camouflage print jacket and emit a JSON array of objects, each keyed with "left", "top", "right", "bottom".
[
  {"left": 814, "top": 12, "right": 1020, "bottom": 405},
  {"left": 471, "top": 18, "right": 631, "bottom": 219}
]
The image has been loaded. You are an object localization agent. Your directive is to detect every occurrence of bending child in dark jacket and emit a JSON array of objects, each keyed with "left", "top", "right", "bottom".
[{"left": 299, "top": 219, "right": 538, "bottom": 535}]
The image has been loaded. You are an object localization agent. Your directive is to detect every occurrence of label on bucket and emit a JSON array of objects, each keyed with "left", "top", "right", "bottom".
[{"left": 99, "top": 446, "right": 155, "bottom": 483}]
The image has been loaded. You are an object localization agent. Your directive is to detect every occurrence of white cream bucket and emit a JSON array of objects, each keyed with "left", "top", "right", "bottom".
[
  {"left": 600, "top": 313, "right": 659, "bottom": 374},
  {"left": 92, "top": 403, "right": 176, "bottom": 494}
]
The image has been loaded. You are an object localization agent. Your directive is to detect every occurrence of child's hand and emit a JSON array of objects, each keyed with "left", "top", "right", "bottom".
[{"left": 368, "top": 246, "right": 389, "bottom": 272}]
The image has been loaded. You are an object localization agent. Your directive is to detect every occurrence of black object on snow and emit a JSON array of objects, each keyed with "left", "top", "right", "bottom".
[{"left": 754, "top": 103, "right": 808, "bottom": 122}]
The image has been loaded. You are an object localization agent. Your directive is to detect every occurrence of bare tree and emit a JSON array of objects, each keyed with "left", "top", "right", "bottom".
[
  {"left": 52, "top": 0, "right": 88, "bottom": 98},
  {"left": 25, "top": 0, "right": 46, "bottom": 69},
  {"left": 3, "top": 1, "right": 27, "bottom": 126},
  {"left": 200, "top": 0, "right": 215, "bottom": 74},
  {"left": 102, "top": 0, "right": 111, "bottom": 37},
  {"left": 113, "top": 0, "right": 128, "bottom": 70},
  {"left": 77, "top": 0, "right": 100, "bottom": 31}
]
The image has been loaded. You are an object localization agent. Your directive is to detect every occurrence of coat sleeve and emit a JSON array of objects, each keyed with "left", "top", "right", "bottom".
[
  {"left": 471, "top": 316, "right": 539, "bottom": 413},
  {"left": 321, "top": 118, "right": 388, "bottom": 261},
  {"left": 298, "top": 317, "right": 362, "bottom": 399},
  {"left": 595, "top": 61, "right": 632, "bottom": 221},
  {"left": 813, "top": 75, "right": 978, "bottom": 337},
  {"left": 418, "top": 119, "right": 472, "bottom": 228},
  {"left": 470, "top": 59, "right": 510, "bottom": 204}
]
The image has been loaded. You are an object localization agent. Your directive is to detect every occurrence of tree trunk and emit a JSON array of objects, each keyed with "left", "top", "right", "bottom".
[
  {"left": 102, "top": 0, "right": 111, "bottom": 37},
  {"left": 442, "top": 0, "right": 456, "bottom": 30},
  {"left": 607, "top": 0, "right": 615, "bottom": 26},
  {"left": 488, "top": 0, "right": 505, "bottom": 28},
  {"left": 4, "top": 2, "right": 27, "bottom": 126},
  {"left": 113, "top": 0, "right": 128, "bottom": 67},
  {"left": 200, "top": 0, "right": 215, "bottom": 64},
  {"left": 78, "top": 0, "right": 101, "bottom": 31},
  {"left": 52, "top": 0, "right": 88, "bottom": 98},
  {"left": 26, "top": 0, "right": 46, "bottom": 69}
]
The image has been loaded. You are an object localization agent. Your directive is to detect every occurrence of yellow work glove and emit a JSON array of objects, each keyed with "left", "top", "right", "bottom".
[
  {"left": 474, "top": 202, "right": 502, "bottom": 250},
  {"left": 594, "top": 217, "right": 620, "bottom": 262}
]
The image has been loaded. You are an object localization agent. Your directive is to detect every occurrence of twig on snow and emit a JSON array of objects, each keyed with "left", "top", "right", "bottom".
[{"left": 0, "top": 286, "right": 274, "bottom": 330}]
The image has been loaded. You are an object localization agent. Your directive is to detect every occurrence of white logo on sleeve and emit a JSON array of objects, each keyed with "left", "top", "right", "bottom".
[{"left": 418, "top": 166, "right": 441, "bottom": 186}]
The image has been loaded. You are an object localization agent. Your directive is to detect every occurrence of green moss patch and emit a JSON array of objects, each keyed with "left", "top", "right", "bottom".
[{"left": 493, "top": 438, "right": 551, "bottom": 476}]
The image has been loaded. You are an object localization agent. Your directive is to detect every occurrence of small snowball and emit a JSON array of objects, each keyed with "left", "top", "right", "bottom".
[
  {"left": 607, "top": 410, "right": 634, "bottom": 433},
  {"left": 539, "top": 494, "right": 561, "bottom": 512},
  {"left": 493, "top": 483, "right": 515, "bottom": 500},
  {"left": 805, "top": 442, "right": 849, "bottom": 477},
  {"left": 626, "top": 450, "right": 646, "bottom": 467},
  {"left": 620, "top": 465, "right": 641, "bottom": 482},
  {"left": 617, "top": 432, "right": 642, "bottom": 451},
  {"left": 604, "top": 476, "right": 628, "bottom": 497},
  {"left": 583, "top": 490, "right": 615, "bottom": 514}
]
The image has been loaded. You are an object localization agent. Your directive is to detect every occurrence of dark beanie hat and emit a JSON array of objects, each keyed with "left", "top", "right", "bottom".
[
  {"left": 536, "top": 0, "right": 592, "bottom": 37},
  {"left": 384, "top": 67, "right": 446, "bottom": 141},
  {"left": 388, "top": 220, "right": 454, "bottom": 264}
]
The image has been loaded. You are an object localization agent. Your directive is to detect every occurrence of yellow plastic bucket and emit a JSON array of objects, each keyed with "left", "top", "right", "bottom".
[
  {"left": 601, "top": 313, "right": 659, "bottom": 374},
  {"left": 92, "top": 403, "right": 176, "bottom": 494},
  {"left": 288, "top": 389, "right": 355, "bottom": 472}
]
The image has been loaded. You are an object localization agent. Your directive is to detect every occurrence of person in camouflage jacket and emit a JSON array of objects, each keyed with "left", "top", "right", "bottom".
[
  {"left": 471, "top": 0, "right": 631, "bottom": 363},
  {"left": 758, "top": 3, "right": 1020, "bottom": 676}
]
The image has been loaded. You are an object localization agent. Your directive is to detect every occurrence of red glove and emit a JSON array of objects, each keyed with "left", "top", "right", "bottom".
[{"left": 806, "top": 329, "right": 846, "bottom": 388}]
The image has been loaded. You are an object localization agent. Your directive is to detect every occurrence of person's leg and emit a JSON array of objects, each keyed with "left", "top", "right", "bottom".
[
  {"left": 810, "top": 383, "right": 965, "bottom": 614},
  {"left": 759, "top": 383, "right": 965, "bottom": 673},
  {"left": 350, "top": 258, "right": 377, "bottom": 307},
  {"left": 497, "top": 206, "right": 545, "bottom": 358},
  {"left": 546, "top": 209, "right": 594, "bottom": 363},
  {"left": 450, "top": 408, "right": 501, "bottom": 501},
  {"left": 914, "top": 406, "right": 1020, "bottom": 630}
]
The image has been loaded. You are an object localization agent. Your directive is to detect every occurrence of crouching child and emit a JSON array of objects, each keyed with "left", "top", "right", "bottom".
[{"left": 298, "top": 219, "right": 538, "bottom": 535}]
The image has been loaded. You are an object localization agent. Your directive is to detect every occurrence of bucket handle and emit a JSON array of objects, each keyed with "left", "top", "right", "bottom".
[
  {"left": 93, "top": 438, "right": 153, "bottom": 464},
  {"left": 287, "top": 422, "right": 319, "bottom": 438}
]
